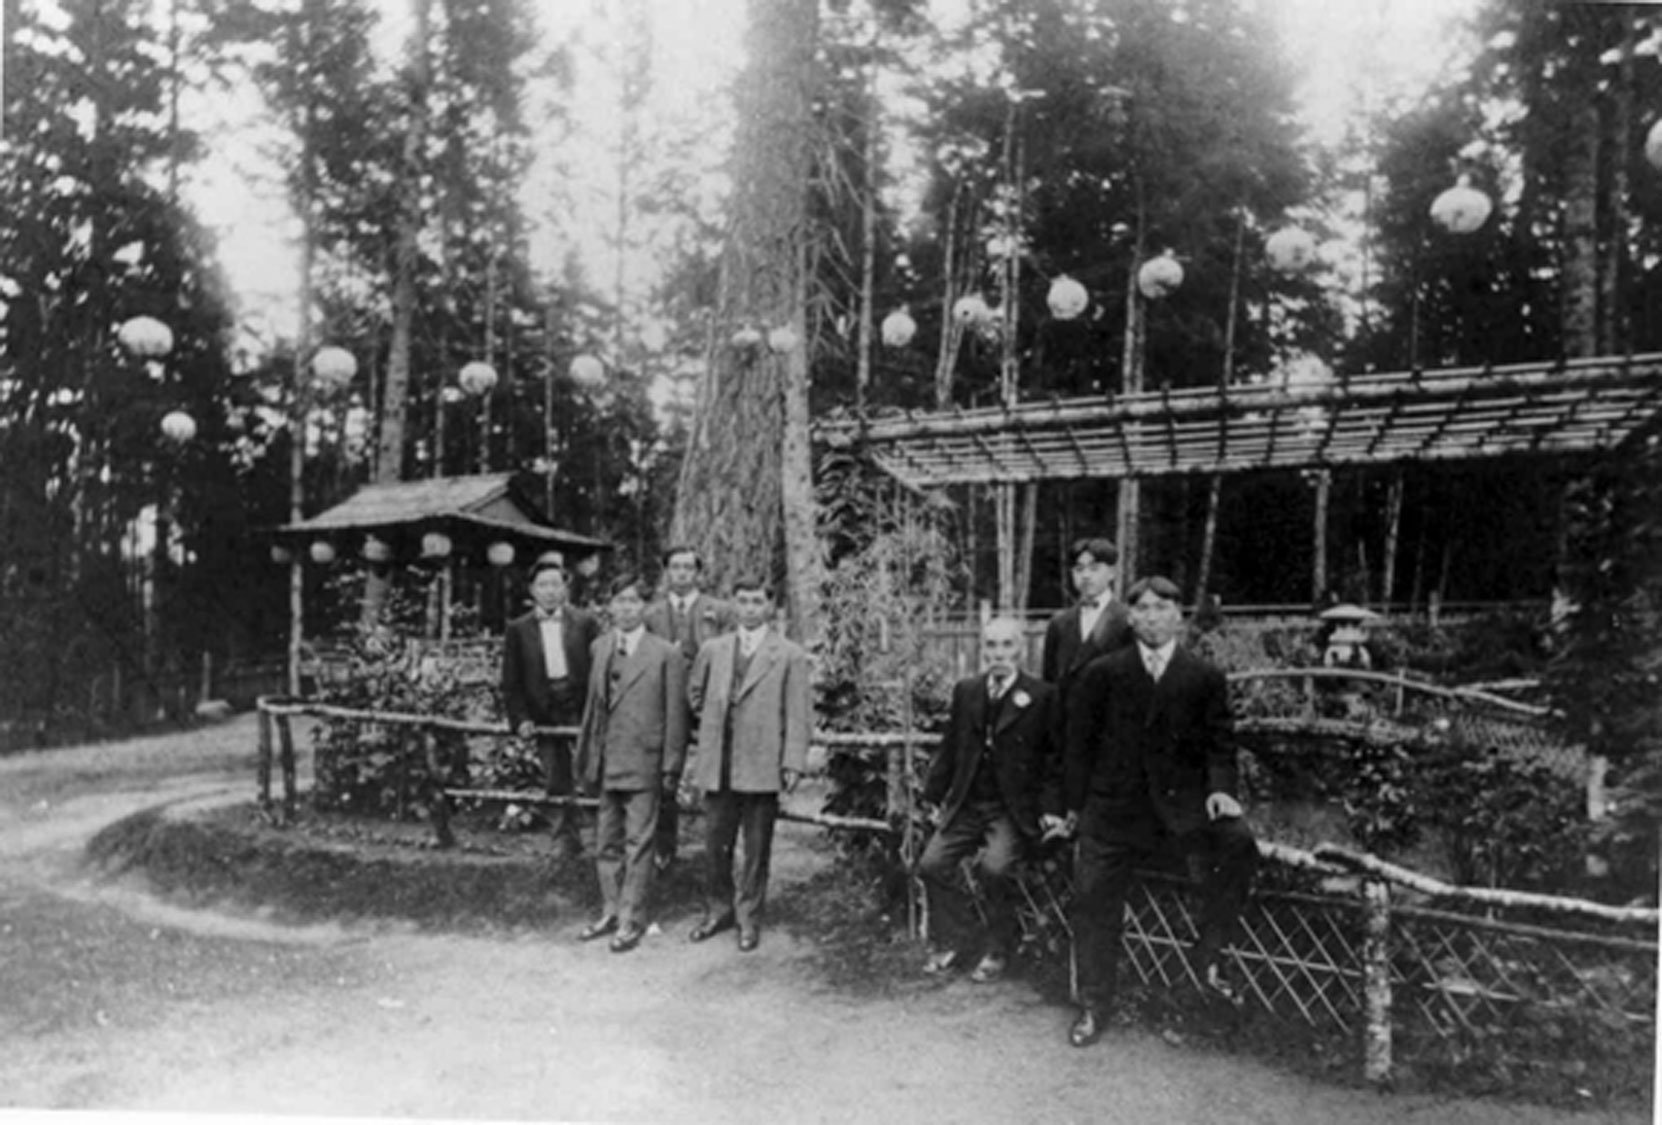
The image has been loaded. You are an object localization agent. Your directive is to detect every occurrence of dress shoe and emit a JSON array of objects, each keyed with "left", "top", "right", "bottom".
[
  {"left": 689, "top": 915, "right": 736, "bottom": 943},
  {"left": 577, "top": 916, "right": 618, "bottom": 942},
  {"left": 609, "top": 923, "right": 646, "bottom": 953},
  {"left": 922, "top": 948, "right": 961, "bottom": 976},
  {"left": 969, "top": 953, "right": 1008, "bottom": 983},
  {"left": 1068, "top": 1007, "right": 1103, "bottom": 1048},
  {"left": 737, "top": 927, "right": 760, "bottom": 953},
  {"left": 1203, "top": 962, "right": 1241, "bottom": 1007}
]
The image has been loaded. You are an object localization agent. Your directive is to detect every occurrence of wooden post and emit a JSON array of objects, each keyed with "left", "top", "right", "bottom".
[
  {"left": 276, "top": 710, "right": 298, "bottom": 822},
  {"left": 425, "top": 726, "right": 455, "bottom": 849},
  {"left": 1362, "top": 877, "right": 1393, "bottom": 1086},
  {"left": 901, "top": 668, "right": 919, "bottom": 941},
  {"left": 257, "top": 703, "right": 274, "bottom": 809}
]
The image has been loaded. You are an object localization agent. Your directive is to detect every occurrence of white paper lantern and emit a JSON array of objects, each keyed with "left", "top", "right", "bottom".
[
  {"left": 569, "top": 353, "right": 606, "bottom": 387},
  {"left": 458, "top": 360, "right": 498, "bottom": 396},
  {"left": 310, "top": 346, "right": 358, "bottom": 392},
  {"left": 1046, "top": 275, "right": 1089, "bottom": 320},
  {"left": 1646, "top": 119, "right": 1662, "bottom": 170},
  {"left": 159, "top": 410, "right": 196, "bottom": 444},
  {"left": 117, "top": 316, "right": 174, "bottom": 358},
  {"left": 270, "top": 544, "right": 294, "bottom": 565},
  {"left": 766, "top": 326, "right": 799, "bottom": 354},
  {"left": 1265, "top": 227, "right": 1317, "bottom": 273},
  {"left": 487, "top": 541, "right": 516, "bottom": 567},
  {"left": 952, "top": 294, "right": 992, "bottom": 326},
  {"left": 576, "top": 553, "right": 602, "bottom": 577},
  {"left": 362, "top": 536, "right": 392, "bottom": 563},
  {"left": 731, "top": 326, "right": 763, "bottom": 350},
  {"left": 421, "top": 531, "right": 453, "bottom": 559},
  {"left": 309, "top": 541, "right": 337, "bottom": 565},
  {"left": 1137, "top": 254, "right": 1184, "bottom": 299},
  {"left": 880, "top": 308, "right": 917, "bottom": 348},
  {"left": 1429, "top": 176, "right": 1492, "bottom": 234}
]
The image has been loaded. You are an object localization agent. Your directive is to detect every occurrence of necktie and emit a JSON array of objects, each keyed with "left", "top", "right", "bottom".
[
  {"left": 1144, "top": 649, "right": 1165, "bottom": 681},
  {"left": 989, "top": 673, "right": 1010, "bottom": 700}
]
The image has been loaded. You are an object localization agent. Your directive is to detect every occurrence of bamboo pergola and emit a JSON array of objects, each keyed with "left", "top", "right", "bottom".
[{"left": 818, "top": 353, "right": 1662, "bottom": 488}]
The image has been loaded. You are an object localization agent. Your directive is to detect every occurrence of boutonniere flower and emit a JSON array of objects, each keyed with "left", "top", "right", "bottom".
[
  {"left": 1012, "top": 690, "right": 1031, "bottom": 708},
  {"left": 701, "top": 606, "right": 718, "bottom": 620}
]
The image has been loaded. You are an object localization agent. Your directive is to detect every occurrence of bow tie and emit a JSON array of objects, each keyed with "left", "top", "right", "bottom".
[{"left": 537, "top": 609, "right": 562, "bottom": 622}]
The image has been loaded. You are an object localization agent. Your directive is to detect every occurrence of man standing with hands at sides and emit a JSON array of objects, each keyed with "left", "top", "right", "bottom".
[
  {"left": 1042, "top": 537, "right": 1134, "bottom": 693},
  {"left": 501, "top": 552, "right": 602, "bottom": 864},
  {"left": 643, "top": 546, "right": 736, "bottom": 873},
  {"left": 685, "top": 576, "right": 811, "bottom": 953},
  {"left": 918, "top": 617, "right": 1058, "bottom": 983},
  {"left": 1059, "top": 576, "right": 1258, "bottom": 1048},
  {"left": 575, "top": 574, "right": 689, "bottom": 953}
]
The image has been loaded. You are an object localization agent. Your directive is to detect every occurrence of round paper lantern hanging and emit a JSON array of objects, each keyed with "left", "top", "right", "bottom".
[
  {"left": 576, "top": 553, "right": 602, "bottom": 578},
  {"left": 880, "top": 307, "right": 917, "bottom": 348},
  {"left": 159, "top": 410, "right": 197, "bottom": 444},
  {"left": 1265, "top": 227, "right": 1317, "bottom": 274},
  {"left": 730, "top": 325, "right": 763, "bottom": 350},
  {"left": 766, "top": 326, "right": 799, "bottom": 354},
  {"left": 458, "top": 360, "right": 498, "bottom": 397},
  {"left": 1645, "top": 119, "right": 1662, "bottom": 170},
  {"left": 1137, "top": 254, "right": 1184, "bottom": 299},
  {"left": 486, "top": 541, "right": 516, "bottom": 568},
  {"left": 362, "top": 536, "right": 392, "bottom": 564},
  {"left": 310, "top": 346, "right": 358, "bottom": 393},
  {"left": 309, "top": 541, "right": 337, "bottom": 565},
  {"left": 951, "top": 294, "right": 992, "bottom": 326},
  {"left": 569, "top": 353, "right": 606, "bottom": 387},
  {"left": 117, "top": 316, "right": 174, "bottom": 358},
  {"left": 1429, "top": 175, "right": 1492, "bottom": 234},
  {"left": 421, "top": 531, "right": 453, "bottom": 559},
  {"left": 270, "top": 544, "right": 294, "bottom": 566},
  {"left": 1046, "top": 275, "right": 1089, "bottom": 320}
]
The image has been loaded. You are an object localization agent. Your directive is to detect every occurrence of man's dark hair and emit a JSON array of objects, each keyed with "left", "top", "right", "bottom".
[
  {"left": 730, "top": 574, "right": 772, "bottom": 599},
  {"left": 661, "top": 545, "right": 703, "bottom": 570},
  {"left": 1068, "top": 537, "right": 1119, "bottom": 566},
  {"left": 608, "top": 573, "right": 646, "bottom": 600},
  {"left": 1126, "top": 575, "right": 1183, "bottom": 605}
]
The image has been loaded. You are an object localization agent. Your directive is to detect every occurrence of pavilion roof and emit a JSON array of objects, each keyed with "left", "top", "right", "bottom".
[{"left": 817, "top": 353, "right": 1662, "bottom": 489}]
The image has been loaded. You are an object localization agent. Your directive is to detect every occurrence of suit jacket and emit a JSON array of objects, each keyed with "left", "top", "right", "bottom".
[
  {"left": 643, "top": 592, "right": 737, "bottom": 663},
  {"left": 686, "top": 629, "right": 811, "bottom": 794},
  {"left": 576, "top": 630, "right": 690, "bottom": 792},
  {"left": 500, "top": 607, "right": 603, "bottom": 729},
  {"left": 923, "top": 670, "right": 1057, "bottom": 839},
  {"left": 1063, "top": 644, "right": 1238, "bottom": 841},
  {"left": 1041, "top": 599, "right": 1133, "bottom": 686}
]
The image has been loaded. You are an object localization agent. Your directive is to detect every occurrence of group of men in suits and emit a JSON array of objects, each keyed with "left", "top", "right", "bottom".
[
  {"left": 500, "top": 548, "right": 810, "bottom": 955},
  {"left": 917, "top": 536, "right": 1258, "bottom": 1049}
]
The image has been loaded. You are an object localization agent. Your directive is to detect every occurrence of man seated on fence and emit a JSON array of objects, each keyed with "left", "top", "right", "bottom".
[
  {"left": 917, "top": 616, "right": 1059, "bottom": 983},
  {"left": 575, "top": 574, "right": 689, "bottom": 953},
  {"left": 1059, "top": 575, "right": 1258, "bottom": 1048},
  {"left": 500, "top": 551, "right": 602, "bottom": 864}
]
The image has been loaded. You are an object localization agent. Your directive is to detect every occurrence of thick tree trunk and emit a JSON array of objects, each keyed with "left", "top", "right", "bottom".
[{"left": 671, "top": 0, "right": 821, "bottom": 638}]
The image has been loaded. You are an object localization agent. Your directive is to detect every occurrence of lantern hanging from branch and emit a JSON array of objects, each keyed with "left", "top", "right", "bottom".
[
  {"left": 487, "top": 541, "right": 516, "bottom": 568},
  {"left": 1265, "top": 227, "right": 1317, "bottom": 273},
  {"left": 569, "top": 353, "right": 606, "bottom": 387},
  {"left": 1137, "top": 254, "right": 1184, "bottom": 299},
  {"left": 951, "top": 294, "right": 992, "bottom": 326},
  {"left": 159, "top": 410, "right": 196, "bottom": 444},
  {"left": 117, "top": 315, "right": 174, "bottom": 358},
  {"left": 309, "top": 541, "right": 337, "bottom": 565},
  {"left": 362, "top": 536, "right": 392, "bottom": 563},
  {"left": 576, "top": 553, "right": 602, "bottom": 578},
  {"left": 270, "top": 544, "right": 294, "bottom": 566},
  {"left": 1046, "top": 275, "right": 1089, "bottom": 320},
  {"left": 458, "top": 360, "right": 498, "bottom": 397},
  {"left": 310, "top": 346, "right": 358, "bottom": 392},
  {"left": 880, "top": 307, "right": 917, "bottom": 348},
  {"left": 766, "top": 326, "right": 799, "bottom": 354},
  {"left": 731, "top": 325, "right": 763, "bottom": 350},
  {"left": 1429, "top": 175, "right": 1492, "bottom": 234},
  {"left": 421, "top": 531, "right": 453, "bottom": 559}
]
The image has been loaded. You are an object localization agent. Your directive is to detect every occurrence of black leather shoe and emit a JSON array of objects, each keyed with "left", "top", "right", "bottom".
[
  {"left": 578, "top": 916, "right": 618, "bottom": 942},
  {"left": 1203, "top": 962, "right": 1242, "bottom": 1007},
  {"left": 1068, "top": 1007, "right": 1102, "bottom": 1048},
  {"left": 969, "top": 953, "right": 1008, "bottom": 983},
  {"left": 609, "top": 923, "right": 646, "bottom": 953},
  {"left": 737, "top": 927, "right": 760, "bottom": 952},
  {"left": 922, "top": 948, "right": 961, "bottom": 976},
  {"left": 689, "top": 915, "right": 736, "bottom": 943}
]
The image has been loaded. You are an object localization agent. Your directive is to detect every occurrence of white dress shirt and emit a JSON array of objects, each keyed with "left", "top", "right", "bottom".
[
  {"left": 1139, "top": 640, "right": 1177, "bottom": 682},
  {"left": 737, "top": 625, "right": 766, "bottom": 659},
  {"left": 1080, "top": 595, "right": 1113, "bottom": 640},
  {"left": 538, "top": 612, "right": 569, "bottom": 680}
]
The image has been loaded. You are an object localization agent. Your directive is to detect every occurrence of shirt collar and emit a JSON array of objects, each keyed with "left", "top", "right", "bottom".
[
  {"left": 1139, "top": 640, "right": 1177, "bottom": 662},
  {"left": 536, "top": 607, "right": 563, "bottom": 623},
  {"left": 618, "top": 625, "right": 646, "bottom": 646},
  {"left": 738, "top": 625, "right": 767, "bottom": 646}
]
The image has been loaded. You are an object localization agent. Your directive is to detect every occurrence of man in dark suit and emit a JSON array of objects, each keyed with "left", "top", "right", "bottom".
[
  {"left": 918, "top": 617, "right": 1057, "bottom": 983},
  {"left": 1060, "top": 575, "right": 1257, "bottom": 1048},
  {"left": 685, "top": 576, "right": 811, "bottom": 953},
  {"left": 642, "top": 545, "right": 736, "bottom": 872},
  {"left": 575, "top": 575, "right": 689, "bottom": 953},
  {"left": 1041, "top": 536, "right": 1134, "bottom": 691},
  {"left": 500, "top": 552, "right": 603, "bottom": 863}
]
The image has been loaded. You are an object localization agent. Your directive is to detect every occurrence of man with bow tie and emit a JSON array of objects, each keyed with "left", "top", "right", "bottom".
[
  {"left": 642, "top": 546, "right": 736, "bottom": 873},
  {"left": 685, "top": 575, "right": 811, "bottom": 953},
  {"left": 501, "top": 552, "right": 603, "bottom": 863},
  {"left": 1041, "top": 537, "right": 1135, "bottom": 693},
  {"left": 918, "top": 616, "right": 1059, "bottom": 983},
  {"left": 574, "top": 574, "right": 689, "bottom": 953},
  {"left": 1058, "top": 575, "right": 1257, "bottom": 1048}
]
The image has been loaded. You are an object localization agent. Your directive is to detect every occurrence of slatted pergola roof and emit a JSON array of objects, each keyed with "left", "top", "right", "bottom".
[{"left": 818, "top": 354, "right": 1662, "bottom": 489}]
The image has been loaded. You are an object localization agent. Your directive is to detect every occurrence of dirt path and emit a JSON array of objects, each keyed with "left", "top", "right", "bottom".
[{"left": 0, "top": 718, "right": 1644, "bottom": 1123}]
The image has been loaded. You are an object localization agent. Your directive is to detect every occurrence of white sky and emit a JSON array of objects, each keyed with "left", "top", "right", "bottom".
[{"left": 189, "top": 0, "right": 1477, "bottom": 351}]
